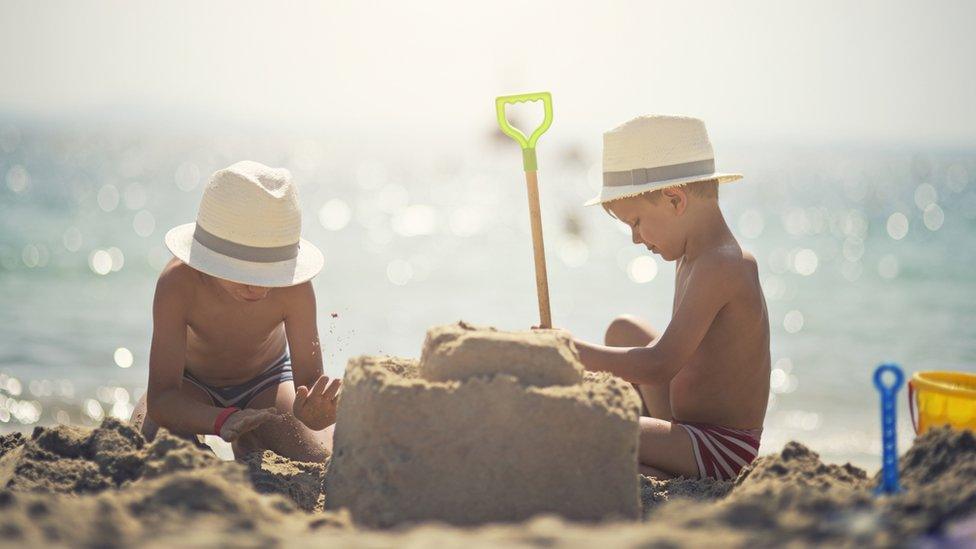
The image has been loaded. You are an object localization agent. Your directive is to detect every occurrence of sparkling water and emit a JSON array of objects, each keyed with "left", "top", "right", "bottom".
[{"left": 1, "top": 120, "right": 974, "bottom": 471}]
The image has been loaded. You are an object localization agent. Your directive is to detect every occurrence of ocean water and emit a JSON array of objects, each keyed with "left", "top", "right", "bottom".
[{"left": 1, "top": 120, "right": 974, "bottom": 471}]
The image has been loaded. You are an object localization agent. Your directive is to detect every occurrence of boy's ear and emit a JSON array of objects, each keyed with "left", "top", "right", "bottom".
[{"left": 661, "top": 187, "right": 688, "bottom": 215}]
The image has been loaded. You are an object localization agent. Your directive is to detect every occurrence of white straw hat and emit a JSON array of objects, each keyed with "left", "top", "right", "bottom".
[
  {"left": 584, "top": 115, "right": 742, "bottom": 206},
  {"left": 165, "top": 160, "right": 324, "bottom": 287}
]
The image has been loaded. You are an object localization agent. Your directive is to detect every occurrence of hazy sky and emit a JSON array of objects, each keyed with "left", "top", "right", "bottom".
[{"left": 2, "top": 0, "right": 974, "bottom": 145}]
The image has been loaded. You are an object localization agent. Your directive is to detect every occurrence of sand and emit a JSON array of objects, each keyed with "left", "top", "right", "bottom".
[
  {"left": 325, "top": 324, "right": 641, "bottom": 526},
  {"left": 419, "top": 321, "right": 585, "bottom": 387},
  {"left": 0, "top": 323, "right": 974, "bottom": 546},
  {"left": 1, "top": 421, "right": 974, "bottom": 547},
  {"left": 0, "top": 418, "right": 347, "bottom": 546}
]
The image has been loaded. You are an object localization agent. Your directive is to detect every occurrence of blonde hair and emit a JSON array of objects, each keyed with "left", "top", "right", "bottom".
[{"left": 601, "top": 179, "right": 718, "bottom": 218}]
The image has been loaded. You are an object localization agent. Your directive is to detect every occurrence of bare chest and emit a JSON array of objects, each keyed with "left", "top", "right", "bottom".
[{"left": 184, "top": 289, "right": 288, "bottom": 376}]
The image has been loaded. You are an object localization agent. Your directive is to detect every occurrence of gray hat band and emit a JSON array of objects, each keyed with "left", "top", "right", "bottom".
[
  {"left": 193, "top": 224, "right": 299, "bottom": 263},
  {"left": 603, "top": 158, "right": 715, "bottom": 187}
]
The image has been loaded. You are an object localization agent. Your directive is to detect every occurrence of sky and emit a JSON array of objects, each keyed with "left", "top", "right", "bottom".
[{"left": 1, "top": 0, "right": 975, "bottom": 146}]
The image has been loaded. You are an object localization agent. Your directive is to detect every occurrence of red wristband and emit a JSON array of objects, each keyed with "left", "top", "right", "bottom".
[{"left": 213, "top": 406, "right": 240, "bottom": 436}]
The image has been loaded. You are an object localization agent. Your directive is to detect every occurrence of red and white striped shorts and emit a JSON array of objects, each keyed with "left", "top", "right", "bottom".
[{"left": 675, "top": 421, "right": 763, "bottom": 481}]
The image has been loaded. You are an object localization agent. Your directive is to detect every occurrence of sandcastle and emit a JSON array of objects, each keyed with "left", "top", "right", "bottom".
[{"left": 324, "top": 322, "right": 642, "bottom": 527}]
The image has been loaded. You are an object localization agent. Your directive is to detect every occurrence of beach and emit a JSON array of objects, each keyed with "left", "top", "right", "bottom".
[
  {"left": 2, "top": 324, "right": 975, "bottom": 547},
  {"left": 3, "top": 3, "right": 976, "bottom": 546},
  {"left": 1, "top": 418, "right": 974, "bottom": 547}
]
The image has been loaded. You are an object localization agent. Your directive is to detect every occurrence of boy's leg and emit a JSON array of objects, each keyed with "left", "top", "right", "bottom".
[
  {"left": 232, "top": 380, "right": 332, "bottom": 463},
  {"left": 604, "top": 314, "right": 672, "bottom": 420},
  {"left": 637, "top": 416, "right": 700, "bottom": 479},
  {"left": 129, "top": 382, "right": 216, "bottom": 449}
]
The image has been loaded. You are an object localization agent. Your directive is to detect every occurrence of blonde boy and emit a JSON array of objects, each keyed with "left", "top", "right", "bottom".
[
  {"left": 131, "top": 161, "right": 339, "bottom": 461},
  {"left": 568, "top": 116, "right": 770, "bottom": 480}
]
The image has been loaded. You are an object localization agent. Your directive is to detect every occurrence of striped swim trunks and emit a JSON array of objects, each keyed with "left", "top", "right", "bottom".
[
  {"left": 183, "top": 352, "right": 294, "bottom": 409},
  {"left": 675, "top": 421, "right": 763, "bottom": 481}
]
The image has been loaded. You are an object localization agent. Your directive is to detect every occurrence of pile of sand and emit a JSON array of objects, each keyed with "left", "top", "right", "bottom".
[
  {"left": 325, "top": 323, "right": 642, "bottom": 527},
  {"left": 635, "top": 429, "right": 976, "bottom": 546},
  {"left": 2, "top": 412, "right": 976, "bottom": 547},
  {"left": 0, "top": 421, "right": 974, "bottom": 547},
  {"left": 0, "top": 418, "right": 348, "bottom": 546}
]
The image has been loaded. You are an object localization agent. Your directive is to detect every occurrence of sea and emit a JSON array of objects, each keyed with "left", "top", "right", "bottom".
[{"left": 1, "top": 118, "right": 974, "bottom": 471}]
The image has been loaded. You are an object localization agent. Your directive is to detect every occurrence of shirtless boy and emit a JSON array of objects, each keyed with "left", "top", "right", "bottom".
[
  {"left": 131, "top": 161, "right": 339, "bottom": 461},
  {"left": 570, "top": 116, "right": 770, "bottom": 480}
]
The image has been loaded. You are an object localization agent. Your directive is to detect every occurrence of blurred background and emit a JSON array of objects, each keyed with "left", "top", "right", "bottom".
[{"left": 1, "top": 0, "right": 974, "bottom": 469}]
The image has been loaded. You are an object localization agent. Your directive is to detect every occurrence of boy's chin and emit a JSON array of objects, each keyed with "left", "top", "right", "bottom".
[
  {"left": 647, "top": 246, "right": 673, "bottom": 261},
  {"left": 234, "top": 293, "right": 268, "bottom": 302}
]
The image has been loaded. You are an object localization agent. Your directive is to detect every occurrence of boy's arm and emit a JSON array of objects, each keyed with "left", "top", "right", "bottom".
[
  {"left": 146, "top": 272, "right": 229, "bottom": 435},
  {"left": 283, "top": 281, "right": 340, "bottom": 431},
  {"left": 282, "top": 281, "right": 325, "bottom": 388},
  {"left": 574, "top": 255, "right": 738, "bottom": 385}
]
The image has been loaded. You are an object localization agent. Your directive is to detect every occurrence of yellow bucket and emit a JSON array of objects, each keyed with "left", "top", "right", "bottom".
[{"left": 909, "top": 371, "right": 976, "bottom": 434}]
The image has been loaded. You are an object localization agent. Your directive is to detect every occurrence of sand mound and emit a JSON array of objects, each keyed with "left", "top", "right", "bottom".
[
  {"left": 0, "top": 418, "right": 225, "bottom": 494},
  {"left": 882, "top": 427, "right": 976, "bottom": 538},
  {"left": 243, "top": 450, "right": 327, "bottom": 512},
  {"left": 640, "top": 475, "right": 733, "bottom": 517},
  {"left": 325, "top": 324, "right": 641, "bottom": 527},
  {"left": 0, "top": 415, "right": 973, "bottom": 547},
  {"left": 419, "top": 322, "right": 584, "bottom": 387},
  {"left": 0, "top": 419, "right": 345, "bottom": 546},
  {"left": 632, "top": 429, "right": 976, "bottom": 547},
  {"left": 734, "top": 440, "right": 870, "bottom": 496}
]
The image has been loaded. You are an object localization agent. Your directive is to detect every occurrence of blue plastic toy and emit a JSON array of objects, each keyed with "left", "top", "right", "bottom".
[{"left": 873, "top": 363, "right": 904, "bottom": 495}]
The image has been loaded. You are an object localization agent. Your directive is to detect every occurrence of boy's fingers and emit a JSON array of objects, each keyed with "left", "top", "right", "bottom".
[
  {"left": 317, "top": 376, "right": 332, "bottom": 397},
  {"left": 294, "top": 386, "right": 309, "bottom": 408},
  {"left": 309, "top": 375, "right": 327, "bottom": 396},
  {"left": 323, "top": 379, "right": 341, "bottom": 401}
]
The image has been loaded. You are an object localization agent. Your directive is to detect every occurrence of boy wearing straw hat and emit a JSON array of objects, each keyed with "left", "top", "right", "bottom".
[
  {"left": 130, "top": 161, "right": 339, "bottom": 461},
  {"left": 568, "top": 116, "right": 770, "bottom": 480}
]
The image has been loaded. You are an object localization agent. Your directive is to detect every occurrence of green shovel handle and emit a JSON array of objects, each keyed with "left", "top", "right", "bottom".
[{"left": 495, "top": 91, "right": 553, "bottom": 172}]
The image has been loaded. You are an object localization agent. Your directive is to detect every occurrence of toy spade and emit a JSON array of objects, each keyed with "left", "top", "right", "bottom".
[
  {"left": 495, "top": 91, "right": 555, "bottom": 328},
  {"left": 873, "top": 363, "right": 904, "bottom": 495}
]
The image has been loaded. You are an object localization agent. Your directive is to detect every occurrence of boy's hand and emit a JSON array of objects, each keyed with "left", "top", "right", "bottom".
[
  {"left": 219, "top": 407, "right": 281, "bottom": 442},
  {"left": 293, "top": 375, "right": 341, "bottom": 431}
]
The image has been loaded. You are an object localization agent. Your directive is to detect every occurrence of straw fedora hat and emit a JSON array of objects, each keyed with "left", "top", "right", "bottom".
[
  {"left": 165, "top": 160, "right": 324, "bottom": 287},
  {"left": 584, "top": 115, "right": 742, "bottom": 206}
]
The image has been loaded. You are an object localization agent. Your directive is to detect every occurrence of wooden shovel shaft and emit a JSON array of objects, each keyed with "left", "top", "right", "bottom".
[{"left": 524, "top": 170, "right": 552, "bottom": 329}]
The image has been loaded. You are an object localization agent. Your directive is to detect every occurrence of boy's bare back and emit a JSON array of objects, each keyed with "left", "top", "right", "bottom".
[
  {"left": 668, "top": 243, "right": 770, "bottom": 431},
  {"left": 571, "top": 114, "right": 771, "bottom": 479}
]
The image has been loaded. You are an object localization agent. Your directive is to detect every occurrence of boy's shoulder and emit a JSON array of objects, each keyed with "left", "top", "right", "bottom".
[
  {"left": 154, "top": 258, "right": 198, "bottom": 300},
  {"left": 688, "top": 244, "right": 760, "bottom": 289},
  {"left": 275, "top": 280, "right": 315, "bottom": 308}
]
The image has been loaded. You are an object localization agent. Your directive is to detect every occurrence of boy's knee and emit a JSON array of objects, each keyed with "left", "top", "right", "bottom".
[
  {"left": 604, "top": 314, "right": 643, "bottom": 346},
  {"left": 129, "top": 394, "right": 159, "bottom": 442}
]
